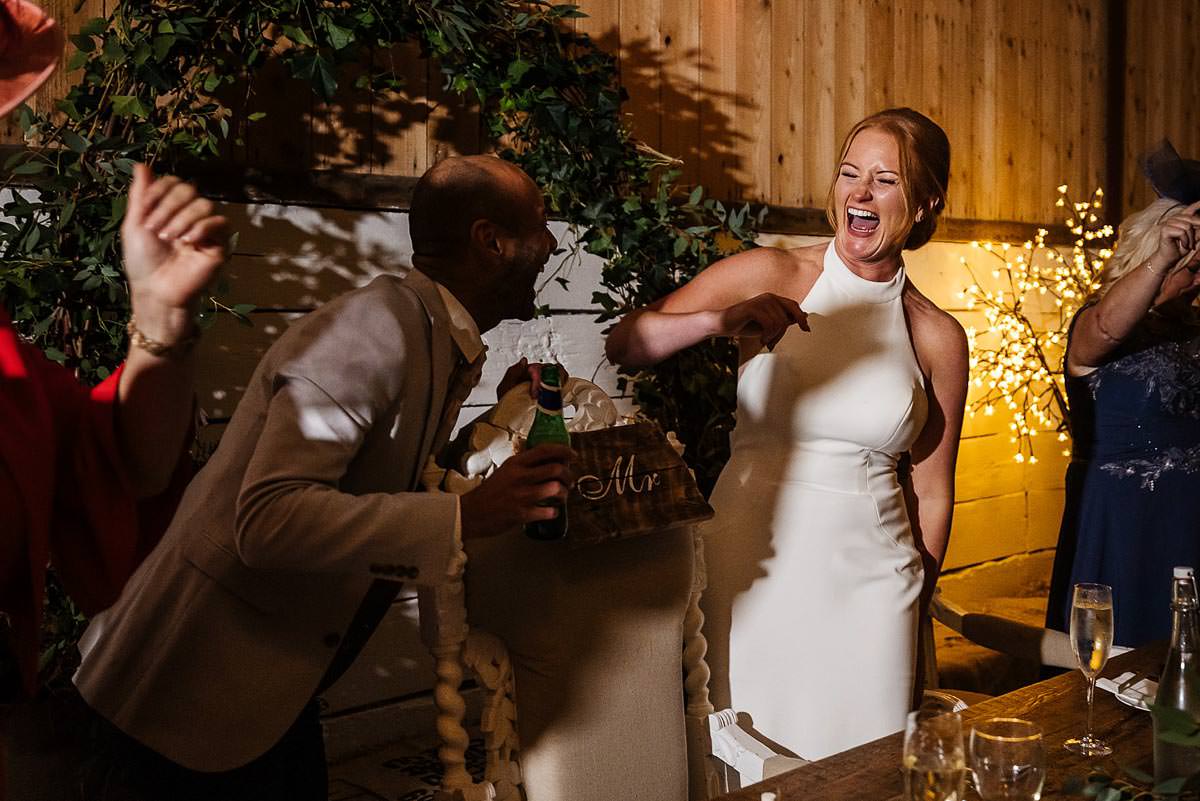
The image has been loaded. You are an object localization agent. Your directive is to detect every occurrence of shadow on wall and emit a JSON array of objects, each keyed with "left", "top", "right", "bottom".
[
  {"left": 586, "top": 24, "right": 757, "bottom": 201},
  {"left": 212, "top": 45, "right": 482, "bottom": 175}
]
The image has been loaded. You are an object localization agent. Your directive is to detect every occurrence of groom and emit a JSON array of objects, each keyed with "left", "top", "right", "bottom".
[{"left": 72, "top": 155, "right": 572, "bottom": 800}]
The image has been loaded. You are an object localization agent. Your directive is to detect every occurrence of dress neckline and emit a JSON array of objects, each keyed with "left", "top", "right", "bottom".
[{"left": 822, "top": 243, "right": 906, "bottom": 304}]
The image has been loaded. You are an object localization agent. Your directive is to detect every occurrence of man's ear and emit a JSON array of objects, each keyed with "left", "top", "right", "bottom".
[{"left": 469, "top": 218, "right": 502, "bottom": 258}]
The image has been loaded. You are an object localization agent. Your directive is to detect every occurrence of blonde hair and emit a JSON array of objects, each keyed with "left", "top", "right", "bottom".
[
  {"left": 824, "top": 108, "right": 950, "bottom": 251},
  {"left": 1096, "top": 197, "right": 1185, "bottom": 298}
]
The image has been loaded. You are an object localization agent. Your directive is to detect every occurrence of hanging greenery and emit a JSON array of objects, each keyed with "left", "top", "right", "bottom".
[{"left": 0, "top": 0, "right": 757, "bottom": 495}]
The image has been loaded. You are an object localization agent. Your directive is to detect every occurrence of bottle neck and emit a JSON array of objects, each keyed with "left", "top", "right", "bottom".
[
  {"left": 535, "top": 380, "right": 563, "bottom": 416},
  {"left": 1170, "top": 577, "right": 1200, "bottom": 654}
]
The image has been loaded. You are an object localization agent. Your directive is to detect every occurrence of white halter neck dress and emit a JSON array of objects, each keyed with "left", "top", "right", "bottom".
[{"left": 700, "top": 242, "right": 928, "bottom": 760}]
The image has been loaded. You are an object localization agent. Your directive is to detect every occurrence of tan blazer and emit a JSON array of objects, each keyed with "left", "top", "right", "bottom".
[{"left": 75, "top": 271, "right": 464, "bottom": 772}]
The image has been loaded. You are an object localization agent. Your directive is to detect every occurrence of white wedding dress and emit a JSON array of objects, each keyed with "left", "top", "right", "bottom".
[{"left": 700, "top": 243, "right": 928, "bottom": 760}]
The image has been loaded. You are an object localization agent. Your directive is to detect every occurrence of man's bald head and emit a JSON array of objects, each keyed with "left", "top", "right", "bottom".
[{"left": 409, "top": 155, "right": 541, "bottom": 260}]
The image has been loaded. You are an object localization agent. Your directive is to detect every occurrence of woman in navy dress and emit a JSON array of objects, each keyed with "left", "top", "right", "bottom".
[{"left": 1047, "top": 142, "right": 1200, "bottom": 647}]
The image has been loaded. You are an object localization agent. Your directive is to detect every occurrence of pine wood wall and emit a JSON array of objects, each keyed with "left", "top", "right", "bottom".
[{"left": 7, "top": 2, "right": 1198, "bottom": 229}]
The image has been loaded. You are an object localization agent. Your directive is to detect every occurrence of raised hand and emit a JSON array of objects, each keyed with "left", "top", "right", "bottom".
[
  {"left": 459, "top": 444, "right": 573, "bottom": 539},
  {"left": 1150, "top": 199, "right": 1200, "bottom": 276},
  {"left": 122, "top": 164, "right": 230, "bottom": 346},
  {"left": 718, "top": 292, "right": 809, "bottom": 349}
]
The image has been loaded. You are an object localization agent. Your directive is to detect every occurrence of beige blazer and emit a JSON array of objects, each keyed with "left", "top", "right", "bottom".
[{"left": 75, "top": 271, "right": 464, "bottom": 772}]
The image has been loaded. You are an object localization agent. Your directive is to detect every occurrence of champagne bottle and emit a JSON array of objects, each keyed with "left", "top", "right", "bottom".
[
  {"left": 524, "top": 364, "right": 570, "bottom": 541},
  {"left": 1154, "top": 566, "right": 1200, "bottom": 785}
]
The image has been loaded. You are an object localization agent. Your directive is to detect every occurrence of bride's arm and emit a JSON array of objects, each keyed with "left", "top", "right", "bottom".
[
  {"left": 903, "top": 302, "right": 969, "bottom": 614},
  {"left": 604, "top": 248, "right": 807, "bottom": 368}
]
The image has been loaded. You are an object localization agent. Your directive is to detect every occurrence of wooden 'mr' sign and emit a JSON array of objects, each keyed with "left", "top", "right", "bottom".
[{"left": 565, "top": 422, "right": 714, "bottom": 548}]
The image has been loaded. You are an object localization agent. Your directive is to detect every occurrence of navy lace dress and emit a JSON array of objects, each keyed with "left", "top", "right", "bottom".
[{"left": 1046, "top": 313, "right": 1200, "bottom": 647}]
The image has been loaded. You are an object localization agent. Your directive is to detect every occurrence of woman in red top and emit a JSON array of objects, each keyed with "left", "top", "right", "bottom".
[{"left": 0, "top": 0, "right": 230, "bottom": 698}]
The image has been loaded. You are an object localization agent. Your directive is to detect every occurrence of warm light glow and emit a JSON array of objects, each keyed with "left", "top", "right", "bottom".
[{"left": 961, "top": 183, "right": 1114, "bottom": 463}]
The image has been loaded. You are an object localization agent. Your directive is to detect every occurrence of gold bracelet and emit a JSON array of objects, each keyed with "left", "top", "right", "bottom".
[
  {"left": 126, "top": 315, "right": 199, "bottom": 358},
  {"left": 1145, "top": 260, "right": 1169, "bottom": 276}
]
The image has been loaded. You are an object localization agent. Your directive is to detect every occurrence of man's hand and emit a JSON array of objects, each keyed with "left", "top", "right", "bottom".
[
  {"left": 717, "top": 292, "right": 808, "bottom": 350},
  {"left": 495, "top": 357, "right": 571, "bottom": 400},
  {"left": 460, "top": 444, "right": 573, "bottom": 539},
  {"left": 122, "top": 163, "right": 230, "bottom": 346}
]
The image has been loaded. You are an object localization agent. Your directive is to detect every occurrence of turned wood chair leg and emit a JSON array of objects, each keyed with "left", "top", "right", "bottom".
[
  {"left": 420, "top": 582, "right": 499, "bottom": 801},
  {"left": 683, "top": 529, "right": 725, "bottom": 800}
]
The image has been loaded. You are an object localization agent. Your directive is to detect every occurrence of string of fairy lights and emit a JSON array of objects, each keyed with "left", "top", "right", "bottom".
[{"left": 958, "top": 184, "right": 1115, "bottom": 463}]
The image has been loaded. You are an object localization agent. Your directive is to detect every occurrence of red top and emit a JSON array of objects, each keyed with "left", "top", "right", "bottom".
[{"left": 0, "top": 308, "right": 183, "bottom": 695}]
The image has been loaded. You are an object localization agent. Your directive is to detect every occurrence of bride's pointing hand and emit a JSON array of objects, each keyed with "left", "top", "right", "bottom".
[{"left": 719, "top": 293, "right": 808, "bottom": 349}]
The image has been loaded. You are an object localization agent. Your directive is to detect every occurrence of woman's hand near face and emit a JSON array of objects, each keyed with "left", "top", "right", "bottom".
[{"left": 1148, "top": 199, "right": 1200, "bottom": 276}]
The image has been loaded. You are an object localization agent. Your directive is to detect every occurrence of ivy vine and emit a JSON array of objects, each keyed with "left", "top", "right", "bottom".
[{"left": 1, "top": 0, "right": 758, "bottom": 494}]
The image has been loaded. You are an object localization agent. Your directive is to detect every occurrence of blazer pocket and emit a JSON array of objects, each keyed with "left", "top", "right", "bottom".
[{"left": 184, "top": 534, "right": 282, "bottom": 614}]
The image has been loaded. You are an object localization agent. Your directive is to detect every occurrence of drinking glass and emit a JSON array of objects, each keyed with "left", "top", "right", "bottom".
[
  {"left": 902, "top": 710, "right": 967, "bottom": 801},
  {"left": 1064, "top": 582, "right": 1114, "bottom": 756},
  {"left": 970, "top": 717, "right": 1047, "bottom": 801}
]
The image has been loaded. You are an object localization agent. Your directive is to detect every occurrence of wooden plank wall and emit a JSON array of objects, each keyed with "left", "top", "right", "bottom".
[
  {"left": 10, "top": 2, "right": 1200, "bottom": 229},
  {"left": 574, "top": 0, "right": 1113, "bottom": 226},
  {"left": 1122, "top": 0, "right": 1200, "bottom": 215}
]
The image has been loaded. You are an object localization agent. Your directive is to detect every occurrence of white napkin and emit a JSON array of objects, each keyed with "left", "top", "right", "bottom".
[{"left": 1097, "top": 671, "right": 1156, "bottom": 711}]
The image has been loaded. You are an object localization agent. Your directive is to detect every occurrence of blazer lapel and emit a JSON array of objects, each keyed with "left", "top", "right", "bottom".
[{"left": 405, "top": 271, "right": 456, "bottom": 472}]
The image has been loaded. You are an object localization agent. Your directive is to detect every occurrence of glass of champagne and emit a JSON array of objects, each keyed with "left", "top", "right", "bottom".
[
  {"left": 1064, "top": 582, "right": 1114, "bottom": 756},
  {"left": 903, "top": 710, "right": 967, "bottom": 801},
  {"left": 970, "top": 717, "right": 1047, "bottom": 801}
]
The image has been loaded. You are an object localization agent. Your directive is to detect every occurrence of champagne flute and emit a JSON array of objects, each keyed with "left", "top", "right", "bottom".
[
  {"left": 970, "top": 718, "right": 1047, "bottom": 801},
  {"left": 1064, "top": 582, "right": 1114, "bottom": 756},
  {"left": 902, "top": 710, "right": 967, "bottom": 801}
]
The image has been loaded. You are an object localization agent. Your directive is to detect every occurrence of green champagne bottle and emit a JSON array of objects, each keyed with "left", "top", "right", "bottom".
[{"left": 524, "top": 364, "right": 570, "bottom": 541}]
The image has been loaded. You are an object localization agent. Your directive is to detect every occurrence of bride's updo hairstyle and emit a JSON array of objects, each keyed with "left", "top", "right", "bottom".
[{"left": 825, "top": 108, "right": 951, "bottom": 251}]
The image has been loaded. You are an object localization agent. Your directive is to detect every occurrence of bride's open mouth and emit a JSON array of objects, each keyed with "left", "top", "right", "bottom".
[{"left": 847, "top": 206, "right": 880, "bottom": 235}]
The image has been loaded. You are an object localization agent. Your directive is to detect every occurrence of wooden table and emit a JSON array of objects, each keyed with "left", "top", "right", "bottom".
[{"left": 718, "top": 644, "right": 1163, "bottom": 800}]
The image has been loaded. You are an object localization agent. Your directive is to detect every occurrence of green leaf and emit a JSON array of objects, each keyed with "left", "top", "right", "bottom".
[
  {"left": 55, "top": 99, "right": 83, "bottom": 122},
  {"left": 69, "top": 33, "right": 95, "bottom": 53},
  {"left": 324, "top": 19, "right": 354, "bottom": 50},
  {"left": 292, "top": 53, "right": 338, "bottom": 101},
  {"left": 672, "top": 236, "right": 688, "bottom": 257},
  {"left": 282, "top": 25, "right": 315, "bottom": 47},
  {"left": 247, "top": 111, "right": 267, "bottom": 121},
  {"left": 100, "top": 36, "right": 125, "bottom": 65},
  {"left": 10, "top": 161, "right": 46, "bottom": 175},
  {"left": 61, "top": 129, "right": 91, "bottom": 154},
  {"left": 43, "top": 347, "right": 66, "bottom": 364},
  {"left": 152, "top": 34, "right": 175, "bottom": 61},
  {"left": 157, "top": 20, "right": 173, "bottom": 34},
  {"left": 16, "top": 104, "right": 33, "bottom": 133},
  {"left": 60, "top": 199, "right": 77, "bottom": 228},
  {"left": 508, "top": 59, "right": 533, "bottom": 83},
  {"left": 203, "top": 70, "right": 222, "bottom": 93},
  {"left": 67, "top": 50, "right": 90, "bottom": 71},
  {"left": 111, "top": 95, "right": 151, "bottom": 119},
  {"left": 688, "top": 185, "right": 703, "bottom": 206}
]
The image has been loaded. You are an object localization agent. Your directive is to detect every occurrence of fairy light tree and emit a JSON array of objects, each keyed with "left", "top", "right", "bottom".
[{"left": 959, "top": 184, "right": 1116, "bottom": 463}]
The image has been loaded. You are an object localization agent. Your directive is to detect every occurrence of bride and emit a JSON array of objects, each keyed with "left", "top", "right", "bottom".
[{"left": 605, "top": 108, "right": 968, "bottom": 759}]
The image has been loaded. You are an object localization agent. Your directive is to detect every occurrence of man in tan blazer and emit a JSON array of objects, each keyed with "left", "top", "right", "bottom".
[{"left": 72, "top": 156, "right": 571, "bottom": 800}]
